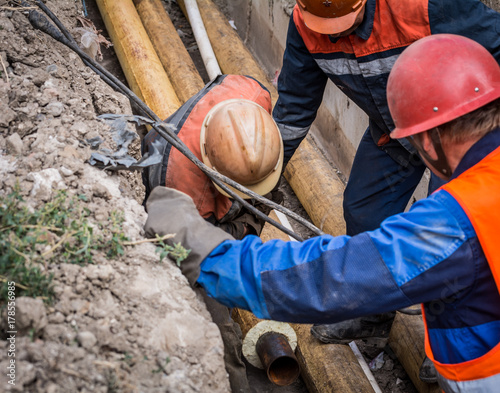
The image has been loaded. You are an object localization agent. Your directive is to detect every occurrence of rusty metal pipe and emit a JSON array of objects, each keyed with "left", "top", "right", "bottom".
[{"left": 255, "top": 332, "right": 300, "bottom": 386}]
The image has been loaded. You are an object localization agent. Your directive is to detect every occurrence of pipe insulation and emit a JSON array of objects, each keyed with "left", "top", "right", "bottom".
[
  {"left": 95, "top": 0, "right": 180, "bottom": 120},
  {"left": 233, "top": 309, "right": 300, "bottom": 386},
  {"left": 133, "top": 0, "right": 205, "bottom": 103},
  {"left": 184, "top": 0, "right": 222, "bottom": 80}
]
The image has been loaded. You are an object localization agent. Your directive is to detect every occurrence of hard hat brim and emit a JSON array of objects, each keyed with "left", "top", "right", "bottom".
[{"left": 298, "top": 2, "right": 365, "bottom": 35}]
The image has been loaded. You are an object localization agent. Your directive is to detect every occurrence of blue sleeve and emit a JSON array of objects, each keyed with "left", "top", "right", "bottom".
[
  {"left": 272, "top": 10, "right": 328, "bottom": 163},
  {"left": 429, "top": 0, "right": 500, "bottom": 62},
  {"left": 198, "top": 190, "right": 477, "bottom": 324}
]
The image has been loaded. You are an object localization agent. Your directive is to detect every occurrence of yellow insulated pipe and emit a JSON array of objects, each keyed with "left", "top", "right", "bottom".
[
  {"left": 133, "top": 0, "right": 205, "bottom": 104},
  {"left": 95, "top": 0, "right": 180, "bottom": 120},
  {"left": 177, "top": 0, "right": 278, "bottom": 104},
  {"left": 389, "top": 315, "right": 440, "bottom": 393}
]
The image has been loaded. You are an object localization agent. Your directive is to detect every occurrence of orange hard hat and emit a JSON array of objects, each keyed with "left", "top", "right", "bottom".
[
  {"left": 296, "top": 0, "right": 367, "bottom": 35},
  {"left": 200, "top": 99, "right": 283, "bottom": 199},
  {"left": 388, "top": 34, "right": 500, "bottom": 139}
]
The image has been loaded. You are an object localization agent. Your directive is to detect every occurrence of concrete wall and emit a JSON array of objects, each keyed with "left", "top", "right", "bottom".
[{"left": 217, "top": 0, "right": 499, "bottom": 191}]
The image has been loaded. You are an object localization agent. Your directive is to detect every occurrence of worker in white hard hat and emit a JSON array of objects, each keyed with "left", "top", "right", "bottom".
[
  {"left": 141, "top": 74, "right": 283, "bottom": 393},
  {"left": 144, "top": 34, "right": 500, "bottom": 393},
  {"left": 270, "top": 0, "right": 500, "bottom": 382},
  {"left": 142, "top": 74, "right": 283, "bottom": 240}
]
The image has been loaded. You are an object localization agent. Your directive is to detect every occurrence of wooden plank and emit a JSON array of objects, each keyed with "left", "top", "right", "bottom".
[{"left": 389, "top": 314, "right": 441, "bottom": 393}]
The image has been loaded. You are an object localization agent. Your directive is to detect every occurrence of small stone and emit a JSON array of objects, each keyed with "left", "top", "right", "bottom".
[
  {"left": 28, "top": 168, "right": 66, "bottom": 201},
  {"left": 45, "top": 101, "right": 64, "bottom": 117},
  {"left": 0, "top": 102, "right": 16, "bottom": 127},
  {"left": 48, "top": 312, "right": 65, "bottom": 324},
  {"left": 46, "top": 64, "right": 58, "bottom": 74},
  {"left": 76, "top": 331, "right": 97, "bottom": 349},
  {"left": 6, "top": 297, "right": 47, "bottom": 336},
  {"left": 97, "top": 265, "right": 115, "bottom": 282},
  {"left": 29, "top": 67, "right": 50, "bottom": 87},
  {"left": 70, "top": 121, "right": 89, "bottom": 136},
  {"left": 59, "top": 166, "right": 74, "bottom": 177},
  {"left": 383, "top": 358, "right": 394, "bottom": 371},
  {"left": 6, "top": 133, "right": 24, "bottom": 155},
  {"left": 93, "top": 183, "right": 112, "bottom": 200}
]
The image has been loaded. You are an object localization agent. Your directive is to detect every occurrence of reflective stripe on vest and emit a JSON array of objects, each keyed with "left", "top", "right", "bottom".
[
  {"left": 166, "top": 75, "right": 272, "bottom": 220},
  {"left": 424, "top": 146, "right": 500, "bottom": 388},
  {"left": 437, "top": 372, "right": 500, "bottom": 393}
]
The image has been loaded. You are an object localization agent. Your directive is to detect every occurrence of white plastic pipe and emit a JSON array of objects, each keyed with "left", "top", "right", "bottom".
[{"left": 184, "top": 0, "right": 222, "bottom": 80}]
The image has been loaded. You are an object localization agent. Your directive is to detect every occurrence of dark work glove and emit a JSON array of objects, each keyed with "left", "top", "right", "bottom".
[{"left": 144, "top": 187, "right": 234, "bottom": 286}]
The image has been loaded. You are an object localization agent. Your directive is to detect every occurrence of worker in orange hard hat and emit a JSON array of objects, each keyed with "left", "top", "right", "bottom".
[
  {"left": 144, "top": 34, "right": 500, "bottom": 393},
  {"left": 271, "top": 0, "right": 500, "bottom": 382},
  {"left": 295, "top": 0, "right": 367, "bottom": 36},
  {"left": 141, "top": 74, "right": 283, "bottom": 393}
]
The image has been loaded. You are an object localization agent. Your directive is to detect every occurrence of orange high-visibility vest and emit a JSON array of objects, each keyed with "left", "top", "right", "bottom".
[
  {"left": 424, "top": 146, "right": 500, "bottom": 391},
  {"left": 144, "top": 75, "right": 272, "bottom": 221}
]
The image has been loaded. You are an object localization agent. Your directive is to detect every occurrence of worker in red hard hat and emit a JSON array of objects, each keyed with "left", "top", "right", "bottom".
[
  {"left": 141, "top": 74, "right": 283, "bottom": 393},
  {"left": 144, "top": 34, "right": 500, "bottom": 392},
  {"left": 270, "top": 0, "right": 500, "bottom": 381}
]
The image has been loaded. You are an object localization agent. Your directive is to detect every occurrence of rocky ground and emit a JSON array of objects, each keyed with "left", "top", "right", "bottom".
[{"left": 0, "top": 1, "right": 230, "bottom": 392}]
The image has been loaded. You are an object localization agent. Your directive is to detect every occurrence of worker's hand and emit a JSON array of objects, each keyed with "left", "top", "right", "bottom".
[{"left": 144, "top": 186, "right": 233, "bottom": 286}]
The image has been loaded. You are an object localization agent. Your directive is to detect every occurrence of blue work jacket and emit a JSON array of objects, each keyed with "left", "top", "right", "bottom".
[{"left": 198, "top": 128, "right": 500, "bottom": 368}]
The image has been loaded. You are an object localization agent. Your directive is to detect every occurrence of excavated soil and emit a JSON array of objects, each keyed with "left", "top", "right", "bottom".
[{"left": 0, "top": 1, "right": 230, "bottom": 392}]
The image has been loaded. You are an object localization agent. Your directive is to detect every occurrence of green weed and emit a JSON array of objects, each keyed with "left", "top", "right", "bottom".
[
  {"left": 0, "top": 187, "right": 130, "bottom": 304},
  {"left": 154, "top": 234, "right": 190, "bottom": 266}
]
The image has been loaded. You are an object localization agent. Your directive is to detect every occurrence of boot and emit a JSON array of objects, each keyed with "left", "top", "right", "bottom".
[
  {"left": 419, "top": 355, "right": 438, "bottom": 384},
  {"left": 310, "top": 313, "right": 396, "bottom": 344}
]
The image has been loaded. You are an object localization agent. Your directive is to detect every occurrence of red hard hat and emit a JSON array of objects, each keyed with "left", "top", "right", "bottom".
[{"left": 388, "top": 34, "right": 500, "bottom": 139}]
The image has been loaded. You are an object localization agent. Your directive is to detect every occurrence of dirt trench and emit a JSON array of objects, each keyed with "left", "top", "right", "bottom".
[
  {"left": 0, "top": 0, "right": 419, "bottom": 392},
  {"left": 0, "top": 0, "right": 230, "bottom": 392}
]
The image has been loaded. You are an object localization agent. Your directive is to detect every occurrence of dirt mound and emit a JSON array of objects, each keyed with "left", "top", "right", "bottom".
[{"left": 0, "top": 1, "right": 229, "bottom": 391}]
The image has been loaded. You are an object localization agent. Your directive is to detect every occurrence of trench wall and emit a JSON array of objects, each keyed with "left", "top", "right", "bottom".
[{"left": 220, "top": 0, "right": 500, "bottom": 203}]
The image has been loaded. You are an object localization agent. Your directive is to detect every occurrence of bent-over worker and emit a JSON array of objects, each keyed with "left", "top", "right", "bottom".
[{"left": 141, "top": 74, "right": 284, "bottom": 393}]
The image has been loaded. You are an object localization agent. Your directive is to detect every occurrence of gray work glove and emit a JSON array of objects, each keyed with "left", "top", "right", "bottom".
[{"left": 144, "top": 186, "right": 234, "bottom": 286}]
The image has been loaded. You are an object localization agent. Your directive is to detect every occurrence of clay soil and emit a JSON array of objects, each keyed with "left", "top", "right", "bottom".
[{"left": 0, "top": 0, "right": 418, "bottom": 392}]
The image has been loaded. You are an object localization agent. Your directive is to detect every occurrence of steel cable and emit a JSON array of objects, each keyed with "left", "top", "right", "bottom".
[{"left": 20, "top": 0, "right": 328, "bottom": 241}]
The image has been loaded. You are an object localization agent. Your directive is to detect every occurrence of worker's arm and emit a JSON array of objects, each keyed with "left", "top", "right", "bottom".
[
  {"left": 429, "top": 0, "right": 500, "bottom": 62},
  {"left": 197, "top": 189, "right": 476, "bottom": 324},
  {"left": 273, "top": 10, "right": 328, "bottom": 164}
]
